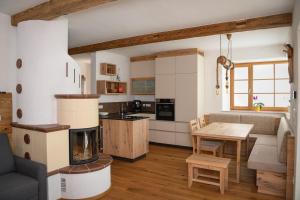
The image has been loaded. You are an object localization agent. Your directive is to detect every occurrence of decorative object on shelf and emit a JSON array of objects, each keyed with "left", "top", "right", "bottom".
[
  {"left": 253, "top": 96, "right": 264, "bottom": 112},
  {"left": 100, "top": 63, "right": 117, "bottom": 76},
  {"left": 16, "top": 84, "right": 22, "bottom": 94},
  {"left": 216, "top": 34, "right": 235, "bottom": 95},
  {"left": 283, "top": 44, "right": 293, "bottom": 83},
  {"left": 16, "top": 58, "right": 22, "bottom": 69},
  {"left": 116, "top": 67, "right": 121, "bottom": 82}
]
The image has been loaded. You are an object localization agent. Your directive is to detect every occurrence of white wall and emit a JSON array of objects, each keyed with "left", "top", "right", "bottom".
[
  {"left": 16, "top": 18, "right": 80, "bottom": 124},
  {"left": 92, "top": 51, "right": 132, "bottom": 103},
  {"left": 293, "top": 0, "right": 300, "bottom": 198},
  {"left": 77, "top": 61, "right": 92, "bottom": 94},
  {"left": 203, "top": 44, "right": 287, "bottom": 113},
  {"left": 0, "top": 12, "right": 17, "bottom": 120}
]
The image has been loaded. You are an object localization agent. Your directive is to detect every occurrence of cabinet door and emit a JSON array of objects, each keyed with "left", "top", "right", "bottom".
[
  {"left": 175, "top": 132, "right": 192, "bottom": 147},
  {"left": 149, "top": 130, "right": 176, "bottom": 144},
  {"left": 131, "top": 78, "right": 155, "bottom": 95},
  {"left": 175, "top": 54, "right": 198, "bottom": 74},
  {"left": 155, "top": 74, "right": 175, "bottom": 99},
  {"left": 175, "top": 74, "right": 197, "bottom": 122},
  {"left": 155, "top": 57, "right": 175, "bottom": 75},
  {"left": 130, "top": 60, "right": 155, "bottom": 77}
]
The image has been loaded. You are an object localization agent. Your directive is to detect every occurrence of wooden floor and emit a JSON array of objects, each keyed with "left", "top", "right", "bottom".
[{"left": 100, "top": 144, "right": 283, "bottom": 200}]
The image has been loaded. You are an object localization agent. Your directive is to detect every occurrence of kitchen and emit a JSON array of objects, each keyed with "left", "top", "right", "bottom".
[{"left": 75, "top": 48, "right": 205, "bottom": 161}]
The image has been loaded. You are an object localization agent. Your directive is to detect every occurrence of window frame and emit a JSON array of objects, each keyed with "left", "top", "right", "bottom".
[{"left": 230, "top": 60, "right": 289, "bottom": 112}]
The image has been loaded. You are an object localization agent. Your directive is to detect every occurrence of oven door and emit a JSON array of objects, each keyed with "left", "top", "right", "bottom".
[{"left": 156, "top": 103, "right": 175, "bottom": 121}]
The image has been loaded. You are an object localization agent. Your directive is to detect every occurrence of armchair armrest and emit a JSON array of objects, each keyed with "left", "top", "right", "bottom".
[{"left": 14, "top": 156, "right": 47, "bottom": 200}]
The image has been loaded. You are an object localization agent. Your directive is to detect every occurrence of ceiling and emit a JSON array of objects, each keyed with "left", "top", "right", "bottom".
[
  {"left": 0, "top": 0, "right": 295, "bottom": 49},
  {"left": 71, "top": 26, "right": 291, "bottom": 64},
  {"left": 110, "top": 27, "right": 291, "bottom": 57},
  {"left": 0, "top": 0, "right": 47, "bottom": 15},
  {"left": 66, "top": 0, "right": 294, "bottom": 48}
]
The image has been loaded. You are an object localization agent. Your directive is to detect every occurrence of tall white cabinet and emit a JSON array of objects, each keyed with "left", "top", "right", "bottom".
[{"left": 151, "top": 52, "right": 205, "bottom": 147}]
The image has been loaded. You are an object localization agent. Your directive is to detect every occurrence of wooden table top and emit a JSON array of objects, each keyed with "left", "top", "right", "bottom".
[{"left": 192, "top": 122, "right": 254, "bottom": 140}]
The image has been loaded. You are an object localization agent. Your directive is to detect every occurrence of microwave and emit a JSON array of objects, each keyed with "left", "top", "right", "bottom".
[{"left": 156, "top": 99, "right": 175, "bottom": 121}]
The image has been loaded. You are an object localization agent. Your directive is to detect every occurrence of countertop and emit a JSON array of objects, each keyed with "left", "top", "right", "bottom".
[{"left": 99, "top": 113, "right": 150, "bottom": 121}]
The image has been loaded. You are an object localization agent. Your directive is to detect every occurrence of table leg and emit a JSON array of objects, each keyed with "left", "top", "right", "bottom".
[
  {"left": 246, "top": 136, "right": 250, "bottom": 158},
  {"left": 236, "top": 140, "right": 241, "bottom": 183},
  {"left": 196, "top": 136, "right": 201, "bottom": 154}
]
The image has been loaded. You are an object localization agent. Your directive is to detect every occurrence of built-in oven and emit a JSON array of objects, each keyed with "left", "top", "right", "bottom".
[{"left": 156, "top": 99, "right": 175, "bottom": 121}]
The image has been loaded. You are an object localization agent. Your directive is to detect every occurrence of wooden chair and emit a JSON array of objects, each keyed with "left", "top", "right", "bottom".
[
  {"left": 190, "top": 119, "right": 223, "bottom": 156},
  {"left": 186, "top": 154, "right": 230, "bottom": 194}
]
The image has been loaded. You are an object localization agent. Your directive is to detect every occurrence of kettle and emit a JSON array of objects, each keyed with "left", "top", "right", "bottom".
[{"left": 132, "top": 100, "right": 142, "bottom": 113}]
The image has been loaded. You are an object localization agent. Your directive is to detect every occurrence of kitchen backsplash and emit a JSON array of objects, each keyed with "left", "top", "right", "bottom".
[{"left": 99, "top": 101, "right": 155, "bottom": 114}]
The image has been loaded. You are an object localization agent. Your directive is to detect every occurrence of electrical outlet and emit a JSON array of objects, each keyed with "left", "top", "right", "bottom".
[{"left": 99, "top": 105, "right": 103, "bottom": 109}]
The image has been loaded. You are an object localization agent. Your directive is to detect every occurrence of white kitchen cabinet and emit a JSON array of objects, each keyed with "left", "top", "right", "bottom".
[
  {"left": 175, "top": 54, "right": 197, "bottom": 74},
  {"left": 175, "top": 122, "right": 190, "bottom": 133},
  {"left": 155, "top": 74, "right": 175, "bottom": 99},
  {"left": 130, "top": 60, "right": 155, "bottom": 78},
  {"left": 150, "top": 120, "right": 175, "bottom": 131},
  {"left": 175, "top": 73, "right": 198, "bottom": 122},
  {"left": 149, "top": 130, "right": 176, "bottom": 144},
  {"left": 155, "top": 57, "right": 175, "bottom": 75},
  {"left": 175, "top": 132, "right": 192, "bottom": 147}
]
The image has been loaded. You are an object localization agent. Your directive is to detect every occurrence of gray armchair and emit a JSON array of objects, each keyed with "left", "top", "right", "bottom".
[{"left": 0, "top": 133, "right": 47, "bottom": 200}]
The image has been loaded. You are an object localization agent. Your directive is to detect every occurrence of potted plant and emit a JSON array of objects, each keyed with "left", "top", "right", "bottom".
[{"left": 253, "top": 96, "right": 264, "bottom": 112}]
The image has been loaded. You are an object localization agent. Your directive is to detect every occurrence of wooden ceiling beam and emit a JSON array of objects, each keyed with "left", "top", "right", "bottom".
[
  {"left": 11, "top": 0, "right": 117, "bottom": 26},
  {"left": 69, "top": 13, "right": 292, "bottom": 55}
]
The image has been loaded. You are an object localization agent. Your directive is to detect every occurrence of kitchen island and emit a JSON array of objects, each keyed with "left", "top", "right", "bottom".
[{"left": 101, "top": 114, "right": 149, "bottom": 160}]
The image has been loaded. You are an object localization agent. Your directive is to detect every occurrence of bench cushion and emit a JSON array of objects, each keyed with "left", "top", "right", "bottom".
[
  {"left": 240, "top": 114, "right": 279, "bottom": 135},
  {"left": 0, "top": 172, "right": 38, "bottom": 200},
  {"left": 277, "top": 117, "right": 291, "bottom": 163},
  {"left": 205, "top": 113, "right": 240, "bottom": 124},
  {"left": 249, "top": 134, "right": 277, "bottom": 146},
  {"left": 248, "top": 144, "right": 286, "bottom": 173}
]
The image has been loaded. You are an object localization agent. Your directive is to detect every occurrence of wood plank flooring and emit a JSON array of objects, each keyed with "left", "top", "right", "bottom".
[{"left": 100, "top": 144, "right": 283, "bottom": 200}]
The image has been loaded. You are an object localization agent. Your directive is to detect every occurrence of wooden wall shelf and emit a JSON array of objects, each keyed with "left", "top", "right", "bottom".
[
  {"left": 97, "top": 80, "right": 127, "bottom": 95},
  {"left": 100, "top": 63, "right": 117, "bottom": 76}
]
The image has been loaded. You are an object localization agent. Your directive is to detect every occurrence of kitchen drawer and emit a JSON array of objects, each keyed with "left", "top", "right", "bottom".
[
  {"left": 149, "top": 120, "right": 156, "bottom": 129},
  {"left": 150, "top": 121, "right": 175, "bottom": 131},
  {"left": 175, "top": 122, "right": 190, "bottom": 133},
  {"left": 149, "top": 130, "right": 175, "bottom": 144},
  {"left": 175, "top": 132, "right": 192, "bottom": 147}
]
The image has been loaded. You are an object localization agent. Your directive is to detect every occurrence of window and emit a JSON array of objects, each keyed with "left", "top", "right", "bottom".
[{"left": 230, "top": 61, "right": 290, "bottom": 111}]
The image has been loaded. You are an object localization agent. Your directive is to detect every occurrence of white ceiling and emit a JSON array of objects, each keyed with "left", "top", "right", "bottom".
[
  {"left": 72, "top": 26, "right": 291, "bottom": 63},
  {"left": 0, "top": 0, "right": 294, "bottom": 52},
  {"left": 109, "top": 27, "right": 291, "bottom": 57},
  {"left": 66, "top": 0, "right": 294, "bottom": 48},
  {"left": 0, "top": 0, "right": 48, "bottom": 15}
]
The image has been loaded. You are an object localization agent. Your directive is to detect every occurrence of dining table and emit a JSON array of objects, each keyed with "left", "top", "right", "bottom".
[{"left": 192, "top": 122, "right": 254, "bottom": 183}]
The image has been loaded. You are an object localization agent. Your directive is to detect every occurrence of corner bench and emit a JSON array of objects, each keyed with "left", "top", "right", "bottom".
[{"left": 204, "top": 112, "right": 295, "bottom": 199}]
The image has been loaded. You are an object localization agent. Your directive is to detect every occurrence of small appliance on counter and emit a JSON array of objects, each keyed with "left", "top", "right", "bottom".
[
  {"left": 156, "top": 99, "right": 175, "bottom": 121},
  {"left": 132, "top": 100, "right": 142, "bottom": 113}
]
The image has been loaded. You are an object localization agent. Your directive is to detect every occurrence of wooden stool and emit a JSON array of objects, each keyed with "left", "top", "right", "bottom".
[{"left": 186, "top": 154, "right": 231, "bottom": 194}]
